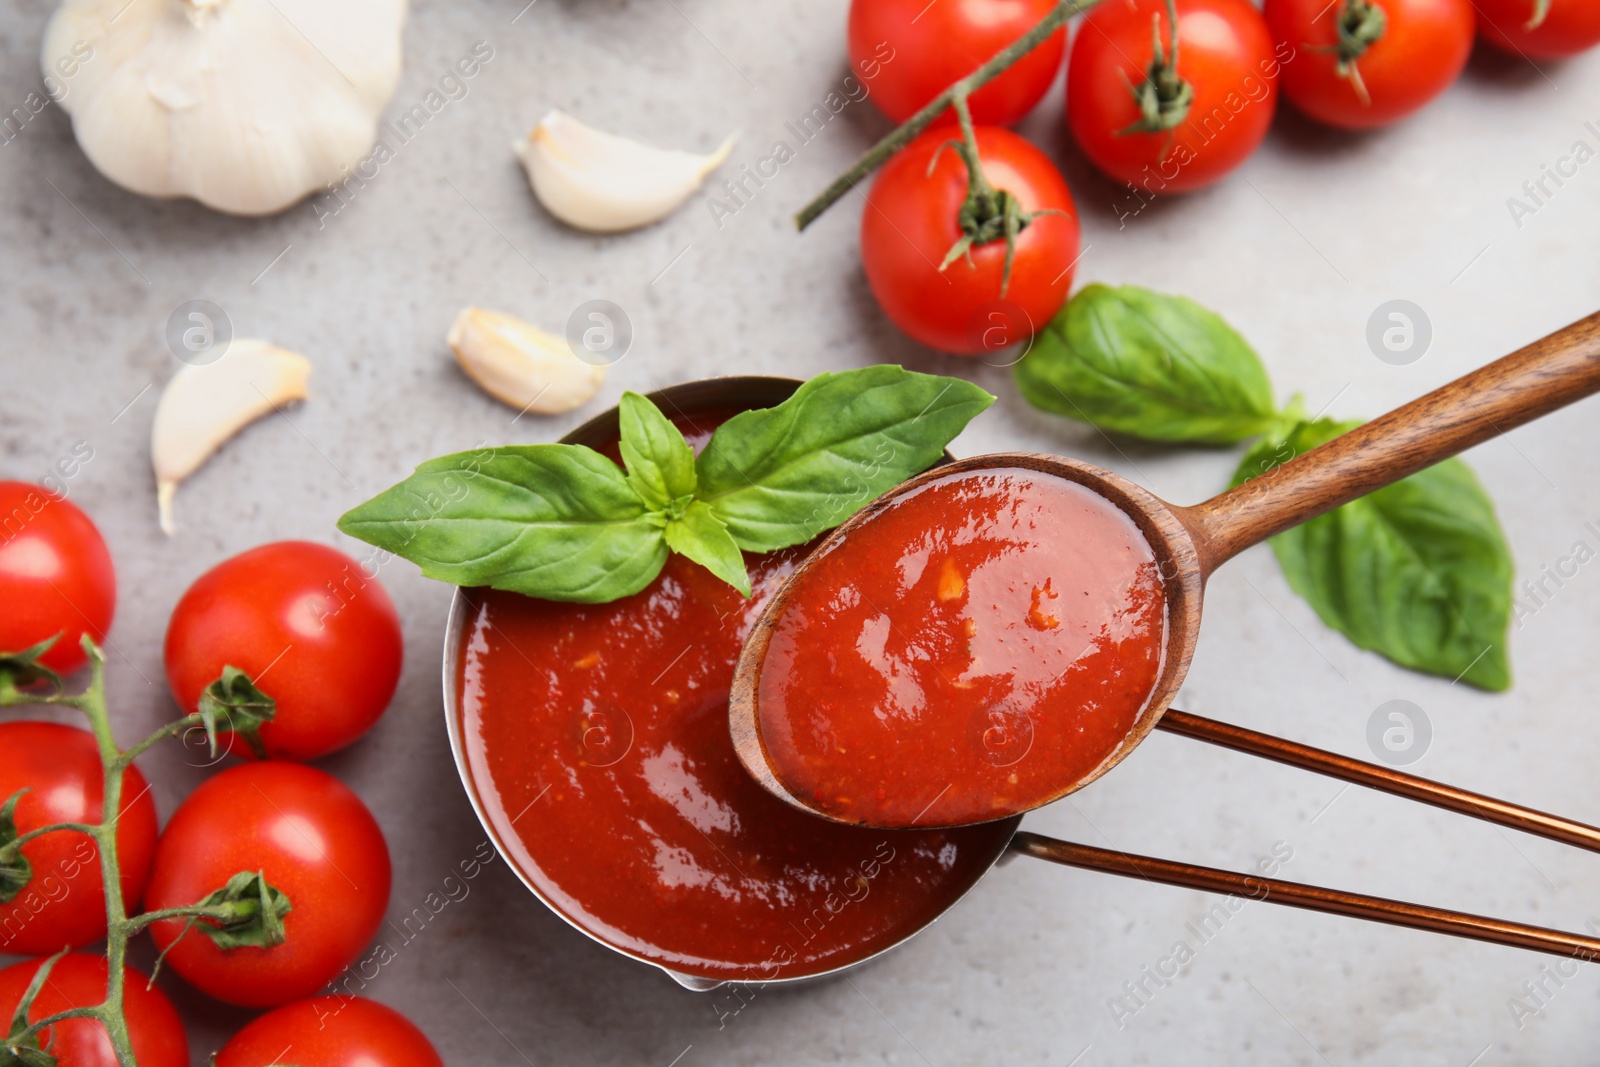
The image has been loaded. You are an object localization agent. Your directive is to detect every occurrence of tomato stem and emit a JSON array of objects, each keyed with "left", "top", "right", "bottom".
[
  {"left": 930, "top": 94, "right": 1057, "bottom": 299},
  {"left": 1, "top": 820, "right": 99, "bottom": 856},
  {"left": 9, "top": 1003, "right": 108, "bottom": 1048},
  {"left": 796, "top": 0, "right": 1105, "bottom": 231},
  {"left": 116, "top": 712, "right": 205, "bottom": 767},
  {"left": 1325, "top": 0, "right": 1387, "bottom": 106},
  {"left": 1117, "top": 0, "right": 1194, "bottom": 137},
  {"left": 0, "top": 641, "right": 292, "bottom": 1067}
]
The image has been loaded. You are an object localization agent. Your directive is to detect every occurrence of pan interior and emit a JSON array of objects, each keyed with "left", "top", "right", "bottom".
[{"left": 444, "top": 378, "right": 1017, "bottom": 984}]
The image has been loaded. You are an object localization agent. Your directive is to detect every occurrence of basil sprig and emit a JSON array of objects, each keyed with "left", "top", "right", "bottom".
[
  {"left": 338, "top": 366, "right": 994, "bottom": 604},
  {"left": 1015, "top": 283, "right": 1516, "bottom": 691},
  {"left": 1014, "top": 284, "right": 1280, "bottom": 445},
  {"left": 1233, "top": 420, "right": 1513, "bottom": 692}
]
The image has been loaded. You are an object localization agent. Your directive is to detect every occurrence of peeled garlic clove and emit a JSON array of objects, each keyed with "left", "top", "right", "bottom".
[
  {"left": 151, "top": 340, "right": 312, "bottom": 534},
  {"left": 448, "top": 307, "right": 606, "bottom": 415},
  {"left": 514, "top": 110, "right": 736, "bottom": 233}
]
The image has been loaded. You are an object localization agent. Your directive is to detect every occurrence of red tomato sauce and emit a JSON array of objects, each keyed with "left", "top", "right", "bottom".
[
  {"left": 754, "top": 468, "right": 1167, "bottom": 828},
  {"left": 455, "top": 415, "right": 1014, "bottom": 982}
]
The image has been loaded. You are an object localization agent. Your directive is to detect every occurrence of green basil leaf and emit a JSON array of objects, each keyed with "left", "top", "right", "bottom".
[
  {"left": 1233, "top": 419, "right": 1513, "bottom": 691},
  {"left": 1015, "top": 283, "right": 1279, "bottom": 445},
  {"left": 619, "top": 391, "right": 696, "bottom": 510},
  {"left": 337, "top": 445, "right": 668, "bottom": 604},
  {"left": 665, "top": 501, "right": 751, "bottom": 596},
  {"left": 695, "top": 366, "right": 995, "bottom": 552}
]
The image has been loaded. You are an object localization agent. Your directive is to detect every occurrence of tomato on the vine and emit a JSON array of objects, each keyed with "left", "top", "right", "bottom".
[
  {"left": 1067, "top": 0, "right": 1281, "bottom": 193},
  {"left": 0, "top": 954, "right": 187, "bottom": 1067},
  {"left": 1476, "top": 0, "right": 1600, "bottom": 58},
  {"left": 849, "top": 0, "right": 1066, "bottom": 126},
  {"left": 216, "top": 996, "right": 445, "bottom": 1067},
  {"left": 0, "top": 721, "right": 158, "bottom": 955},
  {"left": 164, "top": 541, "right": 403, "bottom": 761},
  {"left": 861, "top": 126, "right": 1080, "bottom": 355},
  {"left": 1264, "top": 0, "right": 1473, "bottom": 129},
  {"left": 0, "top": 481, "right": 115, "bottom": 675},
  {"left": 143, "top": 763, "right": 391, "bottom": 1008}
]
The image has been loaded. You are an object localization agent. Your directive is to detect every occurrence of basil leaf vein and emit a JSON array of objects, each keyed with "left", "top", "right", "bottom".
[{"left": 1233, "top": 419, "right": 1514, "bottom": 691}]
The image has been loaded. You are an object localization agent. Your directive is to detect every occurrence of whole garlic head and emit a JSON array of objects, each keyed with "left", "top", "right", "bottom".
[{"left": 42, "top": 0, "right": 407, "bottom": 216}]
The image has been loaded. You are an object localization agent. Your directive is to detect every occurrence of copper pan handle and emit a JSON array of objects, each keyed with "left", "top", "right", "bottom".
[
  {"left": 1012, "top": 707, "right": 1600, "bottom": 960},
  {"left": 1012, "top": 833, "right": 1600, "bottom": 961}
]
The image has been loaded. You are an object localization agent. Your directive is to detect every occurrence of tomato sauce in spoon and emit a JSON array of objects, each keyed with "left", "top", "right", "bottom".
[
  {"left": 752, "top": 468, "right": 1167, "bottom": 828},
  {"left": 455, "top": 414, "right": 1014, "bottom": 982}
]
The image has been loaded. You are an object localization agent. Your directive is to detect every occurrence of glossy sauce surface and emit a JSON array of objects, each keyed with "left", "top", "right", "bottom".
[
  {"left": 755, "top": 469, "right": 1167, "bottom": 827},
  {"left": 456, "top": 416, "right": 1015, "bottom": 982}
]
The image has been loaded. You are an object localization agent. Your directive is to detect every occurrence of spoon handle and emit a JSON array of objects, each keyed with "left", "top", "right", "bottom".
[
  {"left": 1177, "top": 310, "right": 1600, "bottom": 573},
  {"left": 1011, "top": 832, "right": 1600, "bottom": 962}
]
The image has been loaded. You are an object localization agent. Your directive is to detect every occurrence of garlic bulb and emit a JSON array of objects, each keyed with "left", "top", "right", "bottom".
[
  {"left": 41, "top": 0, "right": 407, "bottom": 216},
  {"left": 448, "top": 307, "right": 606, "bottom": 415},
  {"left": 514, "top": 110, "right": 736, "bottom": 233},
  {"left": 152, "top": 339, "right": 312, "bottom": 534}
]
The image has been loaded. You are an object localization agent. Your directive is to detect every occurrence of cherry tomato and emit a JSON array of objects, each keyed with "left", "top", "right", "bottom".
[
  {"left": 0, "top": 482, "right": 115, "bottom": 675},
  {"left": 1264, "top": 0, "right": 1473, "bottom": 129},
  {"left": 861, "top": 126, "right": 1080, "bottom": 355},
  {"left": 1476, "top": 0, "right": 1600, "bottom": 58},
  {"left": 1067, "top": 0, "right": 1279, "bottom": 193},
  {"left": 0, "top": 722, "right": 158, "bottom": 955},
  {"left": 143, "top": 763, "right": 391, "bottom": 1008},
  {"left": 849, "top": 0, "right": 1066, "bottom": 126},
  {"left": 0, "top": 954, "right": 187, "bottom": 1067},
  {"left": 164, "top": 541, "right": 403, "bottom": 761},
  {"left": 216, "top": 996, "right": 444, "bottom": 1067}
]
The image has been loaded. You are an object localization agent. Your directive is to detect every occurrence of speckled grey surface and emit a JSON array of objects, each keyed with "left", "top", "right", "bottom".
[{"left": 4, "top": 1, "right": 1600, "bottom": 1063}]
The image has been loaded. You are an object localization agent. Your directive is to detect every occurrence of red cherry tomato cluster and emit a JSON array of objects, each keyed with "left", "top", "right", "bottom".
[
  {"left": 0, "top": 482, "right": 436, "bottom": 1065},
  {"left": 846, "top": 0, "right": 1600, "bottom": 354}
]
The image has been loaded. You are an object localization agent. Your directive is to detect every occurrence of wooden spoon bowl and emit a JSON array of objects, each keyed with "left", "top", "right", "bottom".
[{"left": 730, "top": 451, "right": 1207, "bottom": 819}]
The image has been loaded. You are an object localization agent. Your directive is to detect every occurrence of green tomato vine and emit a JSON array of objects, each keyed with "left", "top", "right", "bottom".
[
  {"left": 0, "top": 636, "right": 291, "bottom": 1067},
  {"left": 796, "top": 0, "right": 1109, "bottom": 240}
]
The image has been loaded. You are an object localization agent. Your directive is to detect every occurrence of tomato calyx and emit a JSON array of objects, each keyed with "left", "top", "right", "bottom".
[
  {"left": 1325, "top": 0, "right": 1387, "bottom": 105},
  {"left": 181, "top": 871, "right": 293, "bottom": 951},
  {"left": 1118, "top": 0, "right": 1195, "bottom": 138},
  {"left": 197, "top": 667, "right": 276, "bottom": 760},
  {"left": 146, "top": 870, "right": 292, "bottom": 986},
  {"left": 3, "top": 948, "right": 67, "bottom": 1067},
  {"left": 0, "top": 791, "right": 33, "bottom": 904},
  {"left": 932, "top": 102, "right": 1063, "bottom": 299},
  {"left": 0, "top": 639, "right": 63, "bottom": 695}
]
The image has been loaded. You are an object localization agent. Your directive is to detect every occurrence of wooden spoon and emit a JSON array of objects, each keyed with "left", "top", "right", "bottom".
[{"left": 731, "top": 310, "right": 1600, "bottom": 826}]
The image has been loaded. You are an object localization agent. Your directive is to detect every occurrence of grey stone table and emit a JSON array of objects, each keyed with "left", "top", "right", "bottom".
[{"left": 4, "top": 1, "right": 1600, "bottom": 1063}]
